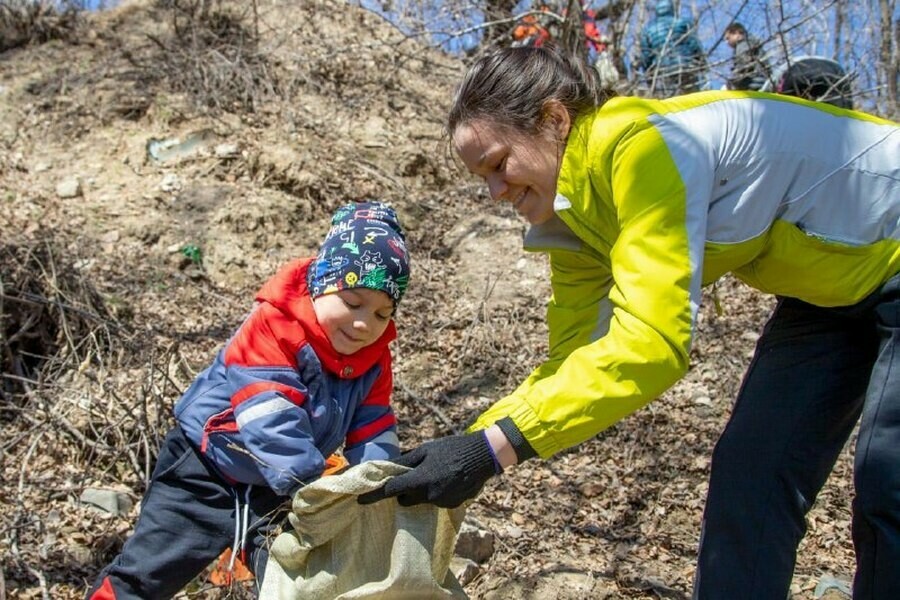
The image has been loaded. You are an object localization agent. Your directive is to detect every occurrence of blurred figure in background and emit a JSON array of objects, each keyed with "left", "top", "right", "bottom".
[
  {"left": 639, "top": 0, "right": 707, "bottom": 97},
  {"left": 583, "top": 7, "right": 619, "bottom": 90},
  {"left": 767, "top": 56, "right": 855, "bottom": 109},
  {"left": 724, "top": 22, "right": 770, "bottom": 92},
  {"left": 511, "top": 2, "right": 559, "bottom": 48}
]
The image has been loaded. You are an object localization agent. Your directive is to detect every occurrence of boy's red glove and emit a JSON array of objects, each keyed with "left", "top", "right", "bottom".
[{"left": 357, "top": 431, "right": 501, "bottom": 508}]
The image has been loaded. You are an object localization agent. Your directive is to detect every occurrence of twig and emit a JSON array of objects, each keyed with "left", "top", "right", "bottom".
[
  {"left": 460, "top": 273, "right": 499, "bottom": 358},
  {"left": 0, "top": 292, "right": 119, "bottom": 330},
  {"left": 398, "top": 381, "right": 457, "bottom": 434}
]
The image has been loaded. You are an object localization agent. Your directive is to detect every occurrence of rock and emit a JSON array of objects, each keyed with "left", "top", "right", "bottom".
[
  {"left": 454, "top": 520, "right": 495, "bottom": 563},
  {"left": 80, "top": 488, "right": 133, "bottom": 517},
  {"left": 450, "top": 556, "right": 480, "bottom": 586},
  {"left": 505, "top": 526, "right": 524, "bottom": 539},
  {"left": 160, "top": 173, "right": 181, "bottom": 193},
  {"left": 741, "top": 331, "right": 761, "bottom": 343},
  {"left": 814, "top": 574, "right": 852, "bottom": 599},
  {"left": 214, "top": 143, "right": 239, "bottom": 158},
  {"left": 56, "top": 177, "right": 83, "bottom": 198}
]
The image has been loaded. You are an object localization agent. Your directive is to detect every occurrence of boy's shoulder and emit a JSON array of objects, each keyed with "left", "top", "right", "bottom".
[{"left": 254, "top": 258, "right": 316, "bottom": 318}]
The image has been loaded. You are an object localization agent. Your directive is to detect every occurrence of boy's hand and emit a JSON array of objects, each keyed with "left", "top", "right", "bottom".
[{"left": 357, "top": 432, "right": 501, "bottom": 508}]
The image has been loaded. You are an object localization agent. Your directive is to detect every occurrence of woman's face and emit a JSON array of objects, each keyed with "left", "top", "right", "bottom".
[{"left": 453, "top": 107, "right": 570, "bottom": 225}]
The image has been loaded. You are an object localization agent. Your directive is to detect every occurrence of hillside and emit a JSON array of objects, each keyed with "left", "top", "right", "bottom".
[{"left": 0, "top": 1, "right": 855, "bottom": 598}]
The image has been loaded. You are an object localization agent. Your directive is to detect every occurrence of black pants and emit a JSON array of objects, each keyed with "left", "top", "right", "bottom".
[
  {"left": 86, "top": 426, "right": 289, "bottom": 599},
  {"left": 695, "top": 274, "right": 900, "bottom": 599}
]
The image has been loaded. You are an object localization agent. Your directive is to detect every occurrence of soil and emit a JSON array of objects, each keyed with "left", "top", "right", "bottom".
[{"left": 0, "top": 1, "right": 857, "bottom": 598}]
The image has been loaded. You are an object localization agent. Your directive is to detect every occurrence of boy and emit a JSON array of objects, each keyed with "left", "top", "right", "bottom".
[{"left": 87, "top": 201, "right": 411, "bottom": 599}]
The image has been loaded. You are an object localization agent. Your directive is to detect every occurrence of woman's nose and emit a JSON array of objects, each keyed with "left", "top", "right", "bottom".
[{"left": 486, "top": 174, "right": 508, "bottom": 202}]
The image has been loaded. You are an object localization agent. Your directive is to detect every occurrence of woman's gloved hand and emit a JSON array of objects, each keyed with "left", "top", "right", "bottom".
[{"left": 357, "top": 431, "right": 501, "bottom": 508}]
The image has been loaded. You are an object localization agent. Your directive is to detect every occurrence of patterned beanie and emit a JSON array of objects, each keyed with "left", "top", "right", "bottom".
[{"left": 308, "top": 201, "right": 410, "bottom": 306}]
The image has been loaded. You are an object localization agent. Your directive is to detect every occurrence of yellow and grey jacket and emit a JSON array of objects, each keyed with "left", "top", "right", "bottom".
[{"left": 471, "top": 91, "right": 899, "bottom": 459}]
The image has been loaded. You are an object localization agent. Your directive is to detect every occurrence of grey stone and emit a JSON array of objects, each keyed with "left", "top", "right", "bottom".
[
  {"left": 450, "top": 556, "right": 480, "bottom": 586},
  {"left": 80, "top": 488, "right": 133, "bottom": 517},
  {"left": 56, "top": 177, "right": 82, "bottom": 198},
  {"left": 454, "top": 520, "right": 494, "bottom": 563}
]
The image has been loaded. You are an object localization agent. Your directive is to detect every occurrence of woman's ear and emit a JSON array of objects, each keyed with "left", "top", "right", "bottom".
[{"left": 541, "top": 100, "right": 572, "bottom": 141}]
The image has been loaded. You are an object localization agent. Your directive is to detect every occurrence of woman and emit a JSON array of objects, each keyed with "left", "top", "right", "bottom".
[{"left": 360, "top": 46, "right": 899, "bottom": 598}]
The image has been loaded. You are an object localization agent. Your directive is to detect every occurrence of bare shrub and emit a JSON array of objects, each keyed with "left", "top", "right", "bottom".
[
  {"left": 0, "top": 234, "right": 114, "bottom": 402},
  {"left": 145, "top": 0, "right": 276, "bottom": 112},
  {"left": 0, "top": 0, "right": 82, "bottom": 52}
]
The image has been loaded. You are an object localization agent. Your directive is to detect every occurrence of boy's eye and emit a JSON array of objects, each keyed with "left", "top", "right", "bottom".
[
  {"left": 343, "top": 299, "right": 360, "bottom": 309},
  {"left": 376, "top": 312, "right": 392, "bottom": 321}
]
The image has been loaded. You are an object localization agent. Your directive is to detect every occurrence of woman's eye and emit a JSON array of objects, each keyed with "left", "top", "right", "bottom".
[
  {"left": 376, "top": 312, "right": 392, "bottom": 321},
  {"left": 494, "top": 157, "right": 506, "bottom": 172}
]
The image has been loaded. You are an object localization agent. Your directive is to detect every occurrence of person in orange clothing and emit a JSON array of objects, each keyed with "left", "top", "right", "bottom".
[
  {"left": 582, "top": 7, "right": 605, "bottom": 53},
  {"left": 511, "top": 4, "right": 554, "bottom": 47},
  {"left": 86, "top": 201, "right": 411, "bottom": 599}
]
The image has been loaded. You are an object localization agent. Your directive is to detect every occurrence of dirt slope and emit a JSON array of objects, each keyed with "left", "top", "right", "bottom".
[{"left": 0, "top": 1, "right": 855, "bottom": 598}]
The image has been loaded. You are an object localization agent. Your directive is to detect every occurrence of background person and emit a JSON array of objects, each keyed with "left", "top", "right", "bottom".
[
  {"left": 360, "top": 45, "right": 900, "bottom": 599},
  {"left": 638, "top": 0, "right": 707, "bottom": 97},
  {"left": 724, "top": 22, "right": 770, "bottom": 91}
]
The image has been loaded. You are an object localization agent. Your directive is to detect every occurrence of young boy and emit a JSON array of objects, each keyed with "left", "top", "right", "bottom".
[{"left": 87, "top": 201, "right": 411, "bottom": 599}]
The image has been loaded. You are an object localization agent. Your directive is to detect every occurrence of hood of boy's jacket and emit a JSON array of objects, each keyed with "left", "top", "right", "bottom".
[{"left": 0, "top": 0, "right": 853, "bottom": 598}]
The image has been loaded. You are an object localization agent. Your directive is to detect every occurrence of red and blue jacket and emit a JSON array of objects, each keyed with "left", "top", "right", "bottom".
[{"left": 174, "top": 258, "right": 400, "bottom": 497}]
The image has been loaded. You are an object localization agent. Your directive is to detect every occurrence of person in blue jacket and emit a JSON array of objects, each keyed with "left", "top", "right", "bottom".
[
  {"left": 87, "top": 201, "right": 411, "bottom": 599},
  {"left": 639, "top": 0, "right": 707, "bottom": 97}
]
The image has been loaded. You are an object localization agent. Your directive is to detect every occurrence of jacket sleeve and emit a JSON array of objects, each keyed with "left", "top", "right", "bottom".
[
  {"left": 224, "top": 303, "right": 324, "bottom": 496},
  {"left": 344, "top": 351, "right": 400, "bottom": 465},
  {"left": 471, "top": 126, "right": 708, "bottom": 458}
]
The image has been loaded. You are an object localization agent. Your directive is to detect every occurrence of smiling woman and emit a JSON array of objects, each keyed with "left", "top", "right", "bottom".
[{"left": 360, "top": 44, "right": 900, "bottom": 600}]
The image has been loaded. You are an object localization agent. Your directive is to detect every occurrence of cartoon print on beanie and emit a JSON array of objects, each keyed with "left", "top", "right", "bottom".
[{"left": 308, "top": 201, "right": 410, "bottom": 305}]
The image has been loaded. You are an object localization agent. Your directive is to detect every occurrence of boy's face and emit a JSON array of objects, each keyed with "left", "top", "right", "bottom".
[{"left": 312, "top": 288, "right": 395, "bottom": 355}]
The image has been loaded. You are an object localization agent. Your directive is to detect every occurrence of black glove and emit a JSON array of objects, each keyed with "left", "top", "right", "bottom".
[{"left": 357, "top": 431, "right": 501, "bottom": 508}]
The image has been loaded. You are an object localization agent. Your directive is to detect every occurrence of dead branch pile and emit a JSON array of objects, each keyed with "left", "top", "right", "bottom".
[
  {"left": 143, "top": 1, "right": 277, "bottom": 112},
  {"left": 0, "top": 234, "right": 113, "bottom": 404}
]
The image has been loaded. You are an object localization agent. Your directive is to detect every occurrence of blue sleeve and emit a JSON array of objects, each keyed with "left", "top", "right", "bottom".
[
  {"left": 229, "top": 364, "right": 325, "bottom": 496},
  {"left": 343, "top": 354, "right": 400, "bottom": 465}
]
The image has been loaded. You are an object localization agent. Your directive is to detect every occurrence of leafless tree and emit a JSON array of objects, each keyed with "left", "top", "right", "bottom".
[
  {"left": 878, "top": 0, "right": 899, "bottom": 117},
  {"left": 351, "top": 0, "right": 895, "bottom": 116}
]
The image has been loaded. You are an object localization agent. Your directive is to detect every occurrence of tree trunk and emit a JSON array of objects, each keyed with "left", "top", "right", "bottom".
[{"left": 879, "top": 0, "right": 898, "bottom": 118}]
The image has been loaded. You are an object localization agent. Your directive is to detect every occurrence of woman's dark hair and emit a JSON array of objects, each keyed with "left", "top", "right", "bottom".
[{"left": 447, "top": 44, "right": 612, "bottom": 137}]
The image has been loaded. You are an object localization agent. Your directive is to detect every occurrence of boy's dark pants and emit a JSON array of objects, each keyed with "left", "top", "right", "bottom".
[
  {"left": 86, "top": 426, "right": 288, "bottom": 600},
  {"left": 694, "top": 274, "right": 900, "bottom": 599}
]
